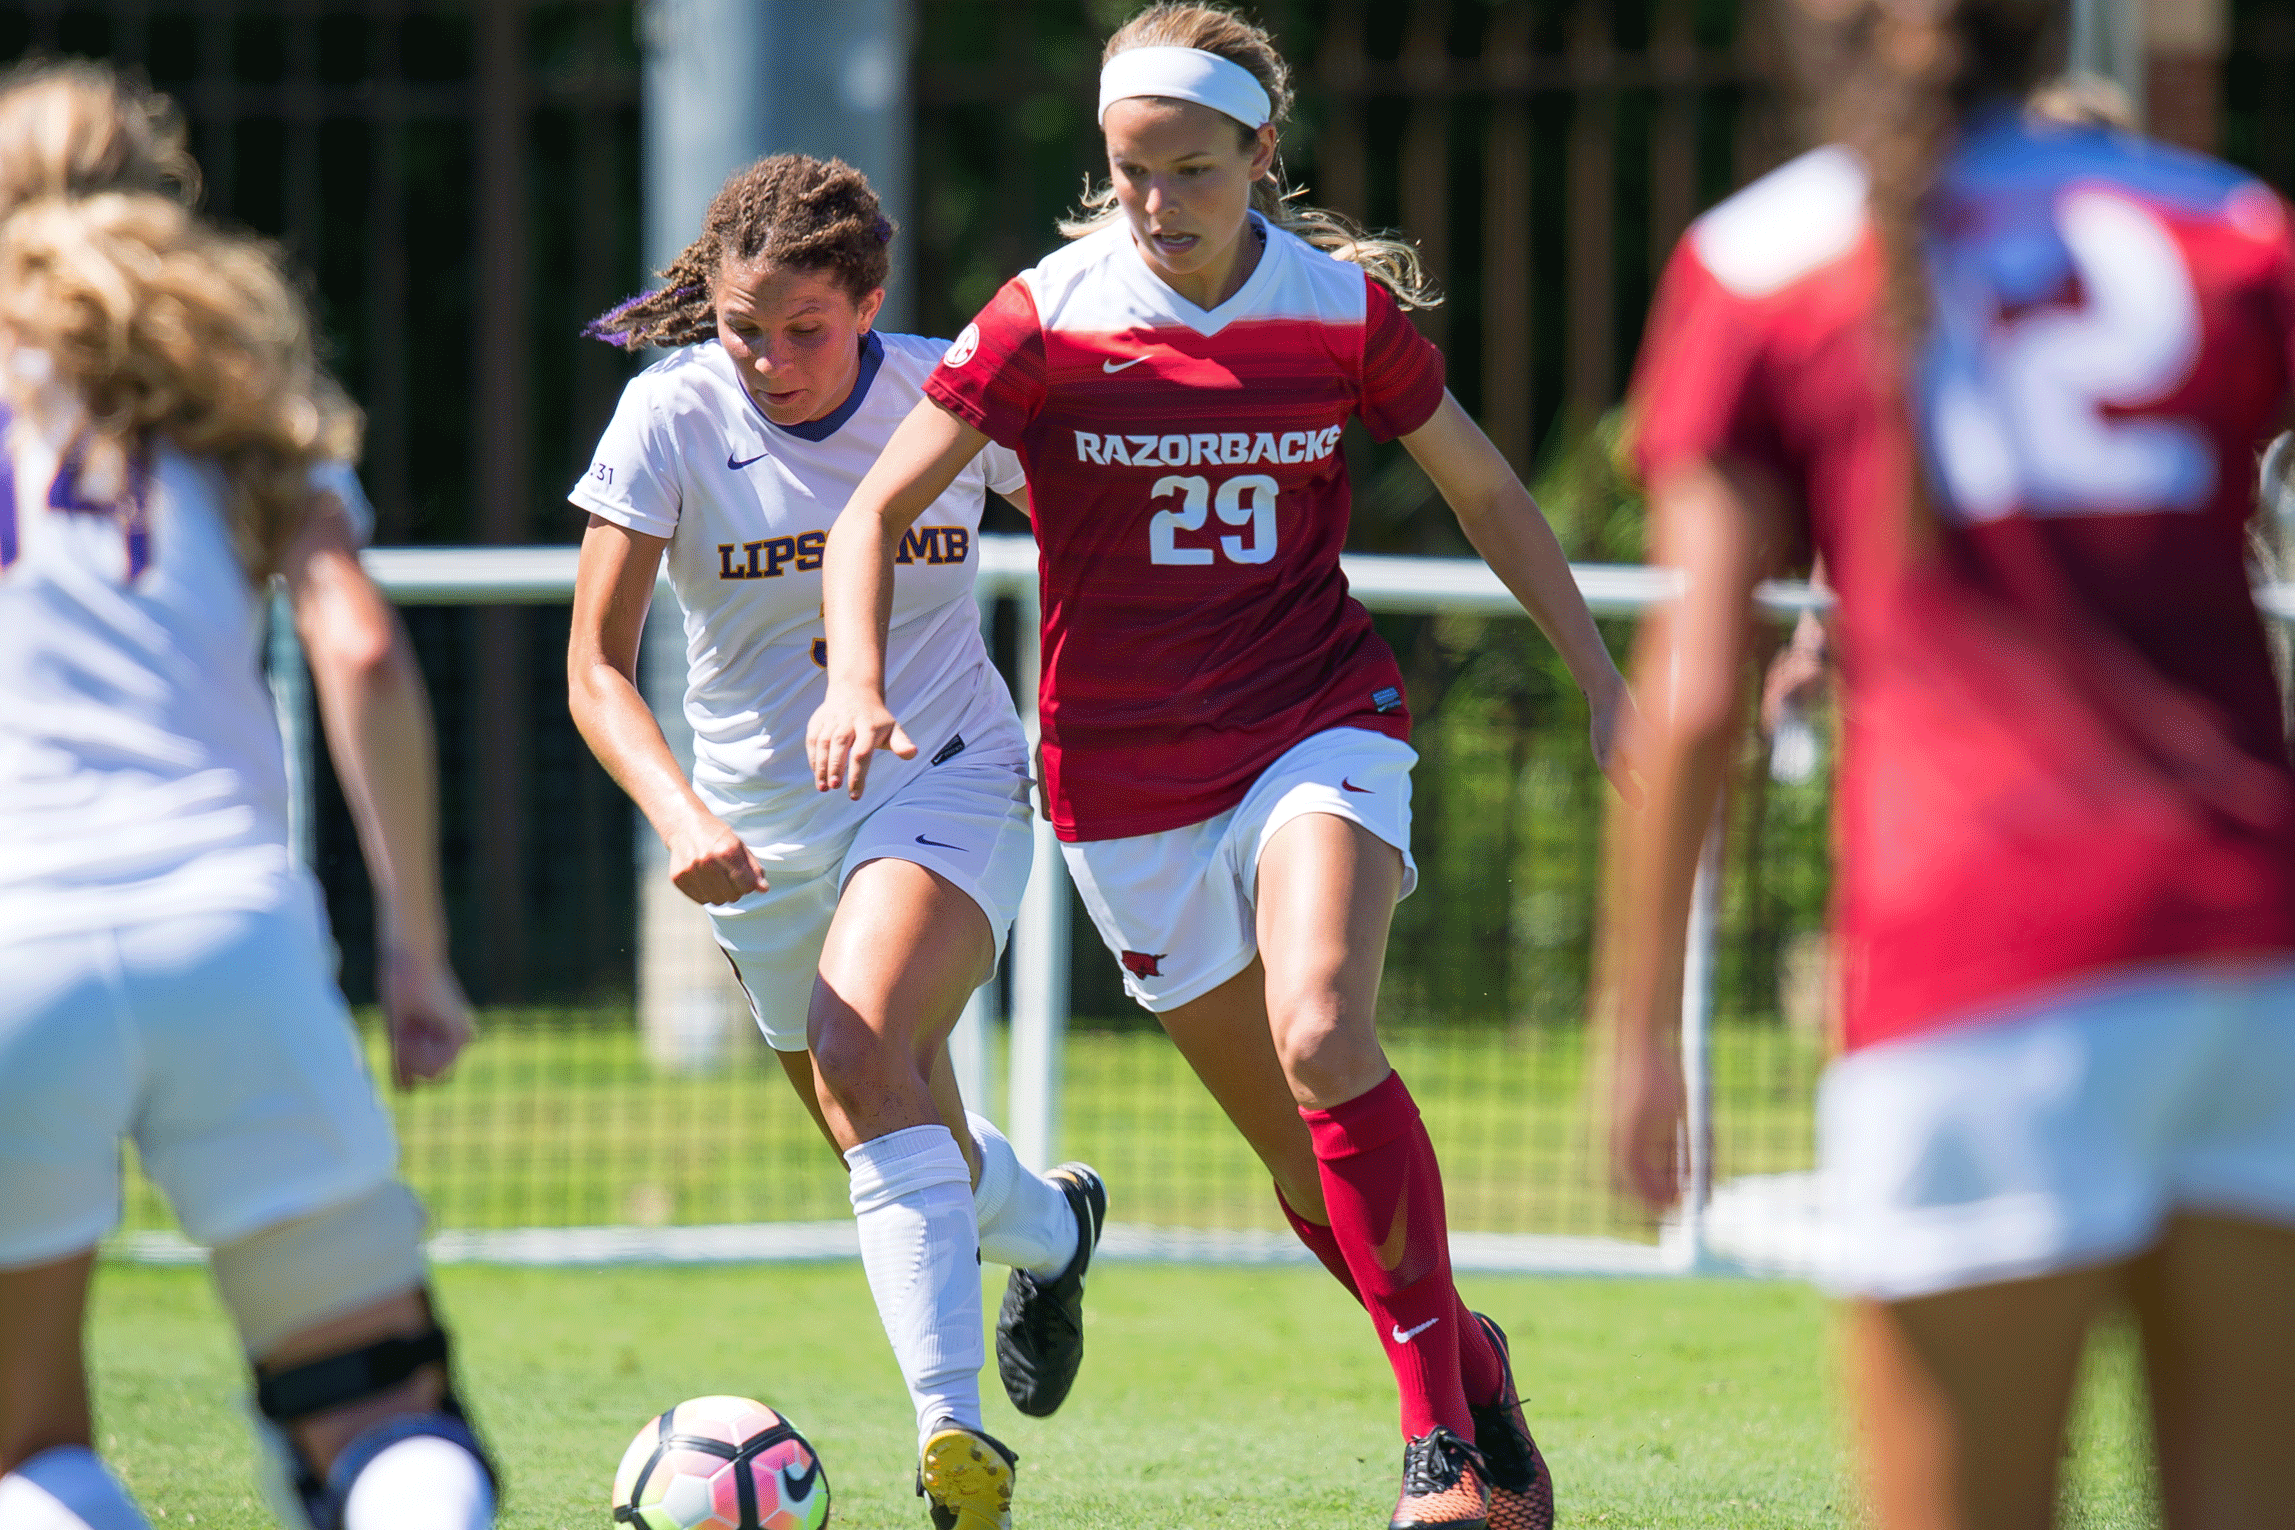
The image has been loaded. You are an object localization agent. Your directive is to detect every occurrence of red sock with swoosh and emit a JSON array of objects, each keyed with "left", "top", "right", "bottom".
[
  {"left": 1302, "top": 1070, "right": 1494, "bottom": 1439},
  {"left": 1278, "top": 1181, "right": 1502, "bottom": 1406}
]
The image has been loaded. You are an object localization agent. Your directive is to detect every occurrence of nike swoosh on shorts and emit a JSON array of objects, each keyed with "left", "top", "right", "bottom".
[{"left": 915, "top": 834, "right": 965, "bottom": 851}]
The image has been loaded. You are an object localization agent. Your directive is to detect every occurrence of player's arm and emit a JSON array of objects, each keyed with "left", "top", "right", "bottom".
[
  {"left": 1400, "top": 391, "right": 1641, "bottom": 804},
  {"left": 281, "top": 491, "right": 472, "bottom": 1088},
  {"left": 1601, "top": 455, "right": 1789, "bottom": 1209},
  {"left": 567, "top": 514, "right": 767, "bottom": 905},
  {"left": 809, "top": 396, "right": 991, "bottom": 798}
]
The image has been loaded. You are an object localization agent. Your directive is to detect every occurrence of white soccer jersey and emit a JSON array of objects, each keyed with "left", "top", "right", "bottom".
[
  {"left": 570, "top": 333, "right": 1029, "bottom": 872},
  {"left": 0, "top": 399, "right": 306, "bottom": 943}
]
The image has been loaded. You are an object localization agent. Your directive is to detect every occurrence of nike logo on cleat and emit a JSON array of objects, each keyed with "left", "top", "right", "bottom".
[
  {"left": 915, "top": 834, "right": 964, "bottom": 851},
  {"left": 727, "top": 449, "right": 768, "bottom": 470},
  {"left": 1393, "top": 1316, "right": 1442, "bottom": 1343},
  {"left": 1101, "top": 354, "right": 1149, "bottom": 373},
  {"left": 1341, "top": 778, "right": 1373, "bottom": 793}
]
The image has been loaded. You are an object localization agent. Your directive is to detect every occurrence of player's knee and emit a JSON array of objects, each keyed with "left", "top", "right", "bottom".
[
  {"left": 1268, "top": 999, "right": 1380, "bottom": 1104},
  {"left": 806, "top": 1011, "right": 906, "bottom": 1100},
  {"left": 210, "top": 1182, "right": 428, "bottom": 1357},
  {"left": 244, "top": 1308, "right": 495, "bottom": 1530},
  {"left": 210, "top": 1183, "right": 497, "bottom": 1530}
]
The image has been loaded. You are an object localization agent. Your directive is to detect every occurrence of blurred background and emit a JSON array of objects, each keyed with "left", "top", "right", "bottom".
[{"left": 6, "top": 0, "right": 2280, "bottom": 1252}]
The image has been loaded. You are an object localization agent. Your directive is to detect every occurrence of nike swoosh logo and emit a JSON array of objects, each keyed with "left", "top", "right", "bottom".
[
  {"left": 914, "top": 834, "right": 964, "bottom": 851},
  {"left": 727, "top": 450, "right": 768, "bottom": 470},
  {"left": 779, "top": 1457, "right": 822, "bottom": 1501},
  {"left": 1377, "top": 1181, "right": 1409, "bottom": 1271},
  {"left": 1102, "top": 355, "right": 1149, "bottom": 373},
  {"left": 1392, "top": 1316, "right": 1442, "bottom": 1344},
  {"left": 1341, "top": 778, "right": 1373, "bottom": 793}
]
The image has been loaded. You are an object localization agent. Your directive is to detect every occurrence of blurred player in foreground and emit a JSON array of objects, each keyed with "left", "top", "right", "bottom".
[
  {"left": 1610, "top": 2, "right": 2295, "bottom": 1526},
  {"left": 568, "top": 154, "right": 1100, "bottom": 1530},
  {"left": 0, "top": 72, "right": 494, "bottom": 1530},
  {"left": 811, "top": 7, "right": 1635, "bottom": 1526}
]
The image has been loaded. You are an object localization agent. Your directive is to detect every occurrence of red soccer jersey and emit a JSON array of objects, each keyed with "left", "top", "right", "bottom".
[
  {"left": 926, "top": 215, "right": 1446, "bottom": 840},
  {"left": 1630, "top": 119, "right": 2295, "bottom": 1050}
]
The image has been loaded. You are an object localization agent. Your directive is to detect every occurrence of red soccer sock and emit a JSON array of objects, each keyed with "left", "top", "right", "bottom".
[
  {"left": 1302, "top": 1070, "right": 1480, "bottom": 1440},
  {"left": 1275, "top": 1183, "right": 1364, "bottom": 1305},
  {"left": 1453, "top": 1291, "right": 1504, "bottom": 1409}
]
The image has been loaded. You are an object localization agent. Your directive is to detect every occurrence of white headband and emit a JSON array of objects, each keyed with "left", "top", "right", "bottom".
[{"left": 1097, "top": 46, "right": 1271, "bottom": 131}]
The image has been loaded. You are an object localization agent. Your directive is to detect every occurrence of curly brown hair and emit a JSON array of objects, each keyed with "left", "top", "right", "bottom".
[{"left": 586, "top": 153, "right": 894, "bottom": 350}]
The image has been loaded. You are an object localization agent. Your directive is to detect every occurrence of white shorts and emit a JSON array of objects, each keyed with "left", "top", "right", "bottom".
[
  {"left": 712, "top": 743, "right": 1036, "bottom": 1052},
  {"left": 0, "top": 891, "right": 399, "bottom": 1269},
  {"left": 1818, "top": 960, "right": 2295, "bottom": 1301},
  {"left": 1064, "top": 727, "right": 1418, "bottom": 1013}
]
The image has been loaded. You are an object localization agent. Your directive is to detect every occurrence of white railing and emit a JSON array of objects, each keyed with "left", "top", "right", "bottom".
[{"left": 279, "top": 537, "right": 2295, "bottom": 1276}]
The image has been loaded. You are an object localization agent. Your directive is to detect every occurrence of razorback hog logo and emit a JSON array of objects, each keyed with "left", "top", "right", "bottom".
[{"left": 1120, "top": 950, "right": 1165, "bottom": 979}]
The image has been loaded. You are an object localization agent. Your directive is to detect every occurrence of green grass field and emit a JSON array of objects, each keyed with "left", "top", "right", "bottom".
[
  {"left": 90, "top": 1260, "right": 2156, "bottom": 1530},
  {"left": 118, "top": 1019, "right": 1824, "bottom": 1246}
]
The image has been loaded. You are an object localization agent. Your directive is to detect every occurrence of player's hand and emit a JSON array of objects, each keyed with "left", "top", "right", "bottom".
[
  {"left": 1611, "top": 1026, "right": 1687, "bottom": 1210},
  {"left": 665, "top": 812, "right": 768, "bottom": 905},
  {"left": 806, "top": 682, "right": 917, "bottom": 800},
  {"left": 1761, "top": 614, "right": 1830, "bottom": 734},
  {"left": 1590, "top": 679, "right": 1647, "bottom": 809},
  {"left": 379, "top": 943, "right": 476, "bottom": 1089}
]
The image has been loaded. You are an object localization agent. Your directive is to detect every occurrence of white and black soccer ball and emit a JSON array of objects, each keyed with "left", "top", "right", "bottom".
[{"left": 611, "top": 1395, "right": 830, "bottom": 1530}]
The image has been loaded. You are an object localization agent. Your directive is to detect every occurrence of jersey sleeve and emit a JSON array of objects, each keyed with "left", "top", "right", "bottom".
[
  {"left": 923, "top": 278, "right": 1047, "bottom": 451},
  {"left": 568, "top": 376, "right": 682, "bottom": 539},
  {"left": 1627, "top": 238, "right": 1787, "bottom": 490},
  {"left": 979, "top": 441, "right": 1027, "bottom": 498},
  {"left": 306, "top": 460, "right": 374, "bottom": 546},
  {"left": 1355, "top": 278, "right": 1447, "bottom": 440}
]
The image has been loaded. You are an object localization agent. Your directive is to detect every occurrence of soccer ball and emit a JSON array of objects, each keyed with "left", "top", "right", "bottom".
[{"left": 612, "top": 1395, "right": 831, "bottom": 1530}]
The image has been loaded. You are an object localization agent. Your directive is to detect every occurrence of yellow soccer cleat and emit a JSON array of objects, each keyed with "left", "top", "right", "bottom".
[{"left": 917, "top": 1422, "right": 1018, "bottom": 1530}]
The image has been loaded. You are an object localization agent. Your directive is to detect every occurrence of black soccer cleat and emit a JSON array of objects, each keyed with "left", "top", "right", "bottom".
[
  {"left": 1390, "top": 1426, "right": 1491, "bottom": 1530},
  {"left": 993, "top": 1161, "right": 1106, "bottom": 1417},
  {"left": 1468, "top": 1313, "right": 1554, "bottom": 1530}
]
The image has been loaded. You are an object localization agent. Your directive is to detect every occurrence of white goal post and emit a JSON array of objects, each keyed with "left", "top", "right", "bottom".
[{"left": 258, "top": 539, "right": 2294, "bottom": 1277}]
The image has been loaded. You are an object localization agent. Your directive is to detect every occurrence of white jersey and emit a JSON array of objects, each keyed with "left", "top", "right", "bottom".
[
  {"left": 570, "top": 333, "right": 1028, "bottom": 873},
  {"left": 0, "top": 401, "right": 315, "bottom": 944}
]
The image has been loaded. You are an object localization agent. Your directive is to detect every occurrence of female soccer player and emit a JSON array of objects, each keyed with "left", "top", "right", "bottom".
[
  {"left": 0, "top": 180, "right": 495, "bottom": 1530},
  {"left": 1610, "top": 2, "right": 2295, "bottom": 1526},
  {"left": 812, "top": 8, "right": 1631, "bottom": 1526},
  {"left": 567, "top": 153, "right": 1101, "bottom": 1530}
]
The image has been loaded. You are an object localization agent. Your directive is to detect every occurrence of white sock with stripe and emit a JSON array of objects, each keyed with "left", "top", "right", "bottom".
[
  {"left": 0, "top": 1448, "right": 148, "bottom": 1530},
  {"left": 845, "top": 1124, "right": 985, "bottom": 1450},
  {"left": 966, "top": 1111, "right": 1081, "bottom": 1278}
]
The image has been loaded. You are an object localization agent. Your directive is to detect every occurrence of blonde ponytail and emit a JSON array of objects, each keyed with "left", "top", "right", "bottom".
[
  {"left": 0, "top": 193, "right": 360, "bottom": 580},
  {"left": 1067, "top": 3, "right": 1441, "bottom": 311}
]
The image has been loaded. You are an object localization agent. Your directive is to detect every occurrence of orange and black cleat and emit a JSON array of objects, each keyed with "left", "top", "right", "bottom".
[
  {"left": 1468, "top": 1314, "right": 1554, "bottom": 1530},
  {"left": 1389, "top": 1427, "right": 1490, "bottom": 1530}
]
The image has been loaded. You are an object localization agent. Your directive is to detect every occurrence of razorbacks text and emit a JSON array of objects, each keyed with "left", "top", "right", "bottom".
[{"left": 1072, "top": 426, "right": 1343, "bottom": 469}]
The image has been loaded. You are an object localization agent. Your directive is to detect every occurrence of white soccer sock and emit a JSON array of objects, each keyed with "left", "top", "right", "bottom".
[
  {"left": 967, "top": 1111, "right": 1081, "bottom": 1278},
  {"left": 343, "top": 1435, "right": 493, "bottom": 1530},
  {"left": 0, "top": 1447, "right": 149, "bottom": 1530},
  {"left": 846, "top": 1124, "right": 986, "bottom": 1450}
]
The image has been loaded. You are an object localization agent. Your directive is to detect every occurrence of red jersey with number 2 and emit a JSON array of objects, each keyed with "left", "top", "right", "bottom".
[
  {"left": 926, "top": 215, "right": 1445, "bottom": 841},
  {"left": 1631, "top": 117, "right": 2295, "bottom": 1051}
]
